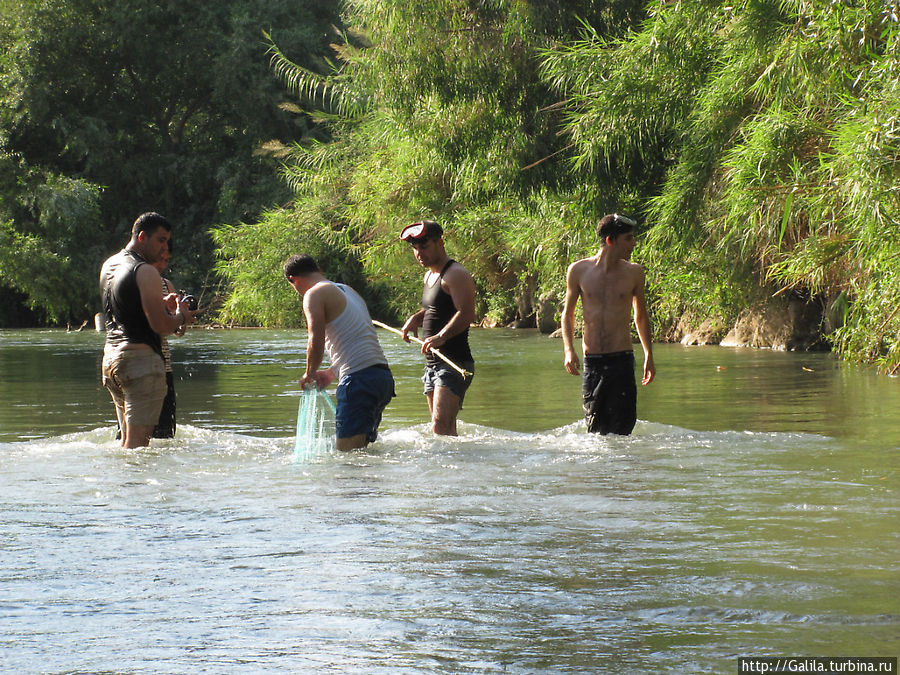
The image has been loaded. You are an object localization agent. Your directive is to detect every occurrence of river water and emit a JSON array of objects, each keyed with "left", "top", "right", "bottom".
[{"left": 0, "top": 328, "right": 897, "bottom": 673}]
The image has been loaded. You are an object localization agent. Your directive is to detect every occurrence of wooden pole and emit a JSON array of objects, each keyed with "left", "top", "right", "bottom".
[{"left": 372, "top": 320, "right": 472, "bottom": 378}]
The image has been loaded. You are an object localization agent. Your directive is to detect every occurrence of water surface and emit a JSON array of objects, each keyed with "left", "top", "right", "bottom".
[{"left": 0, "top": 328, "right": 897, "bottom": 673}]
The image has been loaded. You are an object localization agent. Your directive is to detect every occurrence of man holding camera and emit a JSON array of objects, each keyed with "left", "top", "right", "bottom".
[
  {"left": 151, "top": 239, "right": 195, "bottom": 439},
  {"left": 99, "top": 212, "right": 198, "bottom": 448}
]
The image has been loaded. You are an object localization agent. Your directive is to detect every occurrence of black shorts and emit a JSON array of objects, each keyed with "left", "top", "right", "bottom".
[
  {"left": 582, "top": 352, "right": 636, "bottom": 435},
  {"left": 153, "top": 372, "right": 176, "bottom": 439}
]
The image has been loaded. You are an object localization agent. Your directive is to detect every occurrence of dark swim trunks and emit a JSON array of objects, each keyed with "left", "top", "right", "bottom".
[
  {"left": 582, "top": 351, "right": 637, "bottom": 435},
  {"left": 422, "top": 361, "right": 475, "bottom": 407},
  {"left": 153, "top": 372, "right": 176, "bottom": 439},
  {"left": 335, "top": 364, "right": 395, "bottom": 443}
]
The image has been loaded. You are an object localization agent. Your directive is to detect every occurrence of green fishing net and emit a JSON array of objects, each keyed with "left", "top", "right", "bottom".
[{"left": 294, "top": 388, "right": 336, "bottom": 461}]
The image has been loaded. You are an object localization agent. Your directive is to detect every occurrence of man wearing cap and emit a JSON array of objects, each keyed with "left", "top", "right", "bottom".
[
  {"left": 400, "top": 220, "right": 476, "bottom": 436},
  {"left": 562, "top": 213, "right": 655, "bottom": 435}
]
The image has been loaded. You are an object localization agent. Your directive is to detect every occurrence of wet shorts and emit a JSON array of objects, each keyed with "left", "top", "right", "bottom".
[
  {"left": 422, "top": 361, "right": 475, "bottom": 406},
  {"left": 335, "top": 364, "right": 396, "bottom": 443},
  {"left": 582, "top": 351, "right": 637, "bottom": 435},
  {"left": 153, "top": 371, "right": 176, "bottom": 439},
  {"left": 102, "top": 347, "right": 167, "bottom": 427}
]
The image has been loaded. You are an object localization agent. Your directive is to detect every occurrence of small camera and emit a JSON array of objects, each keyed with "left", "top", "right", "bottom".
[{"left": 179, "top": 292, "right": 198, "bottom": 312}]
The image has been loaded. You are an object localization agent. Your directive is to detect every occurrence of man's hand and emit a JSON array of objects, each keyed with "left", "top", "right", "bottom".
[
  {"left": 420, "top": 332, "right": 446, "bottom": 354},
  {"left": 564, "top": 350, "right": 581, "bottom": 376},
  {"left": 642, "top": 355, "right": 655, "bottom": 385},
  {"left": 401, "top": 312, "right": 423, "bottom": 342},
  {"left": 300, "top": 368, "right": 335, "bottom": 391},
  {"left": 163, "top": 292, "right": 179, "bottom": 313}
]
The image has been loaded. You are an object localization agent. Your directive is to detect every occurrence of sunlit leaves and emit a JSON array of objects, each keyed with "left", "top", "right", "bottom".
[
  {"left": 544, "top": 0, "right": 900, "bottom": 371},
  {"left": 216, "top": 0, "right": 644, "bottom": 327}
]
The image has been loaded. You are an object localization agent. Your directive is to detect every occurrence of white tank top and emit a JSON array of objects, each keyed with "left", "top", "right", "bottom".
[
  {"left": 325, "top": 283, "right": 388, "bottom": 380},
  {"left": 159, "top": 277, "right": 172, "bottom": 372}
]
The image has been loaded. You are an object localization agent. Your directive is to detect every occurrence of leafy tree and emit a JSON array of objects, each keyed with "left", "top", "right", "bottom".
[
  {"left": 0, "top": 151, "right": 103, "bottom": 323},
  {"left": 0, "top": 0, "right": 343, "bottom": 325},
  {"left": 213, "top": 0, "right": 645, "bottom": 328},
  {"left": 543, "top": 0, "right": 900, "bottom": 372}
]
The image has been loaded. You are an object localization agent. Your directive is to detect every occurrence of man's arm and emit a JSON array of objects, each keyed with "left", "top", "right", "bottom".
[
  {"left": 300, "top": 287, "right": 328, "bottom": 388},
  {"left": 163, "top": 277, "right": 186, "bottom": 337},
  {"left": 401, "top": 309, "right": 426, "bottom": 341},
  {"left": 420, "top": 265, "right": 476, "bottom": 354},
  {"left": 562, "top": 262, "right": 582, "bottom": 375},
  {"left": 632, "top": 267, "right": 655, "bottom": 385},
  {"left": 137, "top": 265, "right": 193, "bottom": 336}
]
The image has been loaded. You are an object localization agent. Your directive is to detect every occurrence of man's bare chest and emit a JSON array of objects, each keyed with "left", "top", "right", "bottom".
[{"left": 581, "top": 271, "right": 633, "bottom": 306}]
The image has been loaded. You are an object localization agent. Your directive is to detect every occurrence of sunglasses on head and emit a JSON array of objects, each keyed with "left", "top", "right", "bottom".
[
  {"left": 612, "top": 213, "right": 636, "bottom": 227},
  {"left": 401, "top": 222, "right": 429, "bottom": 242}
]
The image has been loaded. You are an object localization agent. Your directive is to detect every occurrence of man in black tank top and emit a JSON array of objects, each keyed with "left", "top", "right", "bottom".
[
  {"left": 400, "top": 220, "right": 476, "bottom": 436},
  {"left": 99, "top": 212, "right": 197, "bottom": 448}
]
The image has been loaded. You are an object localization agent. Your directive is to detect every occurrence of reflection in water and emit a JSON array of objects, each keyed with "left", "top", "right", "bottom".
[
  {"left": 3, "top": 328, "right": 900, "bottom": 441},
  {"left": 0, "top": 329, "right": 898, "bottom": 672}
]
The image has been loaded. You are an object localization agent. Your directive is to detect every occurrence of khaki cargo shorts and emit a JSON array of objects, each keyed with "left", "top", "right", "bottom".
[{"left": 102, "top": 347, "right": 166, "bottom": 427}]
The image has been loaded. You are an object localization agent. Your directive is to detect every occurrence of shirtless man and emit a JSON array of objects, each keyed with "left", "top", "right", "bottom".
[
  {"left": 562, "top": 213, "right": 655, "bottom": 435},
  {"left": 100, "top": 212, "right": 197, "bottom": 448},
  {"left": 400, "top": 220, "right": 476, "bottom": 436},
  {"left": 284, "top": 254, "right": 395, "bottom": 450}
]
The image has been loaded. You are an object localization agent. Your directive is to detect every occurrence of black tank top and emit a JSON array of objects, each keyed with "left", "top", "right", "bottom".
[
  {"left": 421, "top": 259, "right": 473, "bottom": 365},
  {"left": 100, "top": 249, "right": 162, "bottom": 357}
]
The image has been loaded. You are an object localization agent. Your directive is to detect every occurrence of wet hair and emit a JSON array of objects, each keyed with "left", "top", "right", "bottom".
[
  {"left": 283, "top": 254, "right": 320, "bottom": 279},
  {"left": 596, "top": 213, "right": 637, "bottom": 243},
  {"left": 131, "top": 212, "right": 172, "bottom": 239}
]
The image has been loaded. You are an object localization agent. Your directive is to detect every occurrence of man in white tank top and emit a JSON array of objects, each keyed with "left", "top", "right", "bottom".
[{"left": 284, "top": 254, "right": 395, "bottom": 450}]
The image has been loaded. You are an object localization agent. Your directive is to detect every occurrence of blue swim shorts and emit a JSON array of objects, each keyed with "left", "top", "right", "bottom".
[
  {"left": 335, "top": 364, "right": 395, "bottom": 443},
  {"left": 422, "top": 361, "right": 475, "bottom": 407}
]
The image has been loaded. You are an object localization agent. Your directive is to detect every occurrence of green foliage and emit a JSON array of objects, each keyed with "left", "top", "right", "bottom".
[
  {"left": 0, "top": 151, "right": 103, "bottom": 322},
  {"left": 0, "top": 0, "right": 343, "bottom": 324},
  {"left": 212, "top": 207, "right": 365, "bottom": 327},
  {"left": 545, "top": 0, "right": 900, "bottom": 372},
  {"left": 215, "top": 0, "right": 646, "bottom": 327}
]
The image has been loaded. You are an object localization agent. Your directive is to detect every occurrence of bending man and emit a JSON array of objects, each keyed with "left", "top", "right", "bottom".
[
  {"left": 400, "top": 220, "right": 475, "bottom": 436},
  {"left": 562, "top": 213, "right": 655, "bottom": 435},
  {"left": 285, "top": 254, "right": 395, "bottom": 450},
  {"left": 99, "top": 212, "right": 197, "bottom": 448}
]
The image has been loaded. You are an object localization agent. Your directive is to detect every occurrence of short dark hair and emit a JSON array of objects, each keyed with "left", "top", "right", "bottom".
[
  {"left": 131, "top": 212, "right": 171, "bottom": 238},
  {"left": 596, "top": 213, "right": 637, "bottom": 243},
  {"left": 283, "top": 254, "right": 320, "bottom": 279}
]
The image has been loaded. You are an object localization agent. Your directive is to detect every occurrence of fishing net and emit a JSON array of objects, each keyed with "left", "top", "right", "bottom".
[{"left": 294, "top": 388, "right": 336, "bottom": 461}]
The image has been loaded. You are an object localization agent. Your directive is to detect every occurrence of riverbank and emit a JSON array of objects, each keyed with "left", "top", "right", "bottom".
[{"left": 485, "top": 289, "right": 835, "bottom": 355}]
